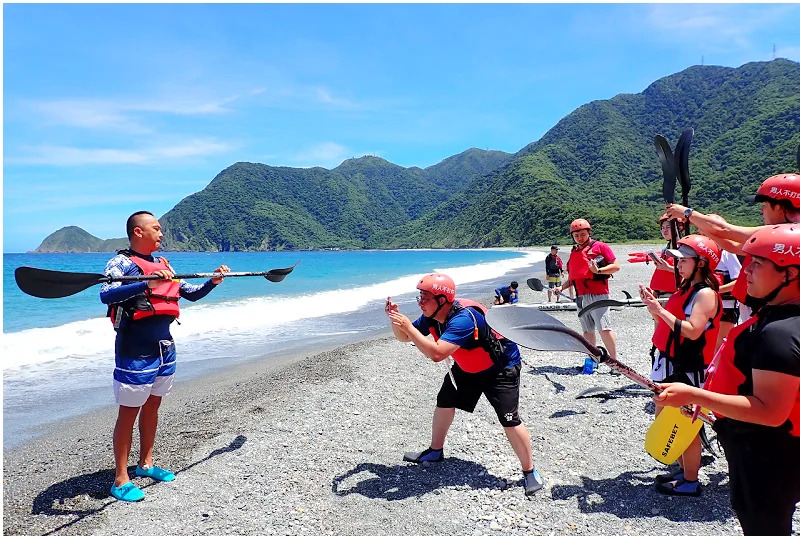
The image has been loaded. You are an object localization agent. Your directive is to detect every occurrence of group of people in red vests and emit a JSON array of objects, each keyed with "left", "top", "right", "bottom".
[{"left": 386, "top": 172, "right": 799, "bottom": 535}]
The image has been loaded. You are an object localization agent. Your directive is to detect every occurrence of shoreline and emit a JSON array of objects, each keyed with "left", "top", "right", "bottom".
[{"left": 8, "top": 243, "right": 792, "bottom": 535}]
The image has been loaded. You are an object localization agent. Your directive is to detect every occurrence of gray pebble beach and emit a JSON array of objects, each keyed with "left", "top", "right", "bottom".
[{"left": 4, "top": 243, "right": 799, "bottom": 535}]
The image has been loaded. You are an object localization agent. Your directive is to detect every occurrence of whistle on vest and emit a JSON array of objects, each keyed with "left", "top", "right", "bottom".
[{"left": 473, "top": 326, "right": 479, "bottom": 340}]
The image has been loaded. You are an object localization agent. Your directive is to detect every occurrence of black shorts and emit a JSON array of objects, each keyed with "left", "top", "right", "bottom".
[
  {"left": 721, "top": 306, "right": 740, "bottom": 324},
  {"left": 714, "top": 419, "right": 800, "bottom": 535},
  {"left": 436, "top": 362, "right": 522, "bottom": 427}
]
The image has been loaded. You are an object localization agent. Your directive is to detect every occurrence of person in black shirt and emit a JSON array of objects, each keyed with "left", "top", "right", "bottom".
[{"left": 544, "top": 245, "right": 564, "bottom": 302}]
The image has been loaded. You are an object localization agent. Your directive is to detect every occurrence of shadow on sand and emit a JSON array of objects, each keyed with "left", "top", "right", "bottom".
[
  {"left": 332, "top": 458, "right": 508, "bottom": 501},
  {"left": 31, "top": 434, "right": 247, "bottom": 535}
]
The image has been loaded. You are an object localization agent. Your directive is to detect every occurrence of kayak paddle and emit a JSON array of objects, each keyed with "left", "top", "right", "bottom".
[
  {"left": 526, "top": 277, "right": 576, "bottom": 302},
  {"left": 14, "top": 262, "right": 300, "bottom": 299},
  {"left": 484, "top": 306, "right": 714, "bottom": 451}
]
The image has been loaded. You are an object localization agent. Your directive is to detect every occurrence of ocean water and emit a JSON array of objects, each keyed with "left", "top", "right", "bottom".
[{"left": 3, "top": 249, "right": 546, "bottom": 448}]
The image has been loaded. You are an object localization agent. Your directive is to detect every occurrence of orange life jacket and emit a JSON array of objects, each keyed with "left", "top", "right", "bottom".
[
  {"left": 428, "top": 298, "right": 503, "bottom": 374},
  {"left": 109, "top": 252, "right": 181, "bottom": 324}
]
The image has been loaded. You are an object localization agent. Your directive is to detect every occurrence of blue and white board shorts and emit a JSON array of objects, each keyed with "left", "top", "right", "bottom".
[{"left": 113, "top": 340, "right": 176, "bottom": 408}]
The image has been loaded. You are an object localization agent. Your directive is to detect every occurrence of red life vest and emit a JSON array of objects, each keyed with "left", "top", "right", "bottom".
[
  {"left": 730, "top": 254, "right": 752, "bottom": 302},
  {"left": 428, "top": 298, "right": 497, "bottom": 374},
  {"left": 706, "top": 314, "right": 800, "bottom": 437},
  {"left": 652, "top": 283, "right": 721, "bottom": 371},
  {"left": 567, "top": 240, "right": 610, "bottom": 295},
  {"left": 109, "top": 252, "right": 181, "bottom": 323},
  {"left": 649, "top": 245, "right": 678, "bottom": 294}
]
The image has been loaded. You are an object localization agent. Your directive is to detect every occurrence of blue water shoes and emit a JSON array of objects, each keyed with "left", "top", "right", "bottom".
[
  {"left": 109, "top": 481, "right": 145, "bottom": 502},
  {"left": 135, "top": 464, "right": 176, "bottom": 482}
]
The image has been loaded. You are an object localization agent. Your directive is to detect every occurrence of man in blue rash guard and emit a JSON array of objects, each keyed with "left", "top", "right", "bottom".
[
  {"left": 100, "top": 211, "right": 229, "bottom": 502},
  {"left": 493, "top": 281, "right": 519, "bottom": 305}
]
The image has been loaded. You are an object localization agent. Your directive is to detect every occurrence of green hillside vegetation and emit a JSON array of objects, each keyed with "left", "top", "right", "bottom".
[
  {"left": 386, "top": 59, "right": 800, "bottom": 247},
  {"left": 32, "top": 226, "right": 127, "bottom": 253},
  {"left": 160, "top": 149, "right": 513, "bottom": 251},
  {"left": 36, "top": 59, "right": 800, "bottom": 252}
]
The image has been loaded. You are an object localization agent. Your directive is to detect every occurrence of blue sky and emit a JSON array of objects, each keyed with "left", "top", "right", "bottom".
[{"left": 4, "top": 3, "right": 800, "bottom": 253}]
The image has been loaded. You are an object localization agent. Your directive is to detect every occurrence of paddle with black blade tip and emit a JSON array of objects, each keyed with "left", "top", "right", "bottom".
[
  {"left": 526, "top": 277, "right": 576, "bottom": 302},
  {"left": 14, "top": 262, "right": 300, "bottom": 299},
  {"left": 485, "top": 305, "right": 714, "bottom": 463},
  {"left": 655, "top": 134, "right": 681, "bottom": 289},
  {"left": 485, "top": 307, "right": 713, "bottom": 423},
  {"left": 576, "top": 296, "right": 669, "bottom": 318},
  {"left": 674, "top": 128, "right": 694, "bottom": 237}
]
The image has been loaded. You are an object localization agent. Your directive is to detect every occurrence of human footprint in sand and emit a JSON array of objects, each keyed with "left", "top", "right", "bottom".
[
  {"left": 100, "top": 211, "right": 229, "bottom": 502},
  {"left": 385, "top": 273, "right": 544, "bottom": 497}
]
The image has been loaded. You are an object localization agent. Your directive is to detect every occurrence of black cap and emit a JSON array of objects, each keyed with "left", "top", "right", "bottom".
[{"left": 551, "top": 245, "right": 559, "bottom": 250}]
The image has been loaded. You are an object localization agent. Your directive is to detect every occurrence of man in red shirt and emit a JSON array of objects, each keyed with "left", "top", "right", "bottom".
[{"left": 555, "top": 218, "right": 620, "bottom": 360}]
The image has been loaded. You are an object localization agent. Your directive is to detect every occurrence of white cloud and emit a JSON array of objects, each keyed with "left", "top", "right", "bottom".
[
  {"left": 288, "top": 142, "right": 357, "bottom": 168},
  {"left": 7, "top": 139, "right": 231, "bottom": 166},
  {"left": 22, "top": 94, "right": 244, "bottom": 133},
  {"left": 6, "top": 193, "right": 178, "bottom": 215}
]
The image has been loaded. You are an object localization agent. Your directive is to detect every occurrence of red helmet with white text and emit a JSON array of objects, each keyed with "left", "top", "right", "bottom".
[
  {"left": 742, "top": 224, "right": 800, "bottom": 268},
  {"left": 417, "top": 273, "right": 456, "bottom": 303},
  {"left": 748, "top": 174, "right": 800, "bottom": 209},
  {"left": 665, "top": 234, "right": 721, "bottom": 271}
]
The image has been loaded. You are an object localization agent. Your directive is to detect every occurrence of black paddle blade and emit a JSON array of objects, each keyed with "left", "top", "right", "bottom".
[
  {"left": 675, "top": 128, "right": 694, "bottom": 198},
  {"left": 486, "top": 305, "right": 597, "bottom": 356},
  {"left": 14, "top": 266, "right": 107, "bottom": 298},
  {"left": 526, "top": 277, "right": 545, "bottom": 291},
  {"left": 654, "top": 134, "right": 677, "bottom": 204},
  {"left": 264, "top": 261, "right": 299, "bottom": 283}
]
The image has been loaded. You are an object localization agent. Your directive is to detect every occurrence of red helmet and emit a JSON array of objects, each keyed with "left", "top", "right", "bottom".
[
  {"left": 570, "top": 218, "right": 592, "bottom": 233},
  {"left": 417, "top": 273, "right": 456, "bottom": 303},
  {"left": 742, "top": 224, "right": 800, "bottom": 268},
  {"left": 665, "top": 234, "right": 721, "bottom": 271},
  {"left": 749, "top": 174, "right": 800, "bottom": 209}
]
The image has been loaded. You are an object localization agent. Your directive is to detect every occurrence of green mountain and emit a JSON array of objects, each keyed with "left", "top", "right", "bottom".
[
  {"left": 32, "top": 226, "right": 128, "bottom": 253},
  {"left": 378, "top": 59, "right": 800, "bottom": 247},
  {"left": 160, "top": 148, "right": 512, "bottom": 251},
  {"left": 35, "top": 59, "right": 800, "bottom": 252}
]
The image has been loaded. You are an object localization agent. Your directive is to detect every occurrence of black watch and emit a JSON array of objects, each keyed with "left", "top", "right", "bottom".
[{"left": 684, "top": 208, "right": 693, "bottom": 221}]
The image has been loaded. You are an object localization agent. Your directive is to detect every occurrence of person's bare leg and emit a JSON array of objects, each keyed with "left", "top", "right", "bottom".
[
  {"left": 599, "top": 328, "right": 618, "bottom": 359},
  {"left": 138, "top": 395, "right": 162, "bottom": 468},
  {"left": 430, "top": 407, "right": 455, "bottom": 449},
  {"left": 113, "top": 405, "right": 141, "bottom": 487},
  {"left": 503, "top": 424, "right": 534, "bottom": 471}
]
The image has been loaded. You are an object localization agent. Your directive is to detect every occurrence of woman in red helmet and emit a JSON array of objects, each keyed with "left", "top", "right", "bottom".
[
  {"left": 640, "top": 235, "right": 722, "bottom": 497},
  {"left": 555, "top": 218, "right": 620, "bottom": 361},
  {"left": 384, "top": 273, "right": 544, "bottom": 496},
  {"left": 647, "top": 213, "right": 684, "bottom": 298},
  {"left": 655, "top": 224, "right": 800, "bottom": 534}
]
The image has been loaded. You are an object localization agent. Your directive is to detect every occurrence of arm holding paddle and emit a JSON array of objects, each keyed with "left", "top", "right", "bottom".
[
  {"left": 664, "top": 203, "right": 756, "bottom": 255},
  {"left": 655, "top": 370, "right": 800, "bottom": 427}
]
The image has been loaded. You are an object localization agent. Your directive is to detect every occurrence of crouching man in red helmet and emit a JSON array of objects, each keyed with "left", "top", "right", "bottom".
[
  {"left": 654, "top": 224, "right": 800, "bottom": 535},
  {"left": 385, "top": 273, "right": 544, "bottom": 496}
]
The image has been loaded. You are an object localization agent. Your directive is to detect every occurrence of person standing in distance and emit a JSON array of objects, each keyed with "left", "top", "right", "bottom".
[
  {"left": 100, "top": 211, "right": 229, "bottom": 502},
  {"left": 385, "top": 274, "right": 544, "bottom": 496},
  {"left": 555, "top": 218, "right": 621, "bottom": 360},
  {"left": 544, "top": 245, "right": 564, "bottom": 302}
]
